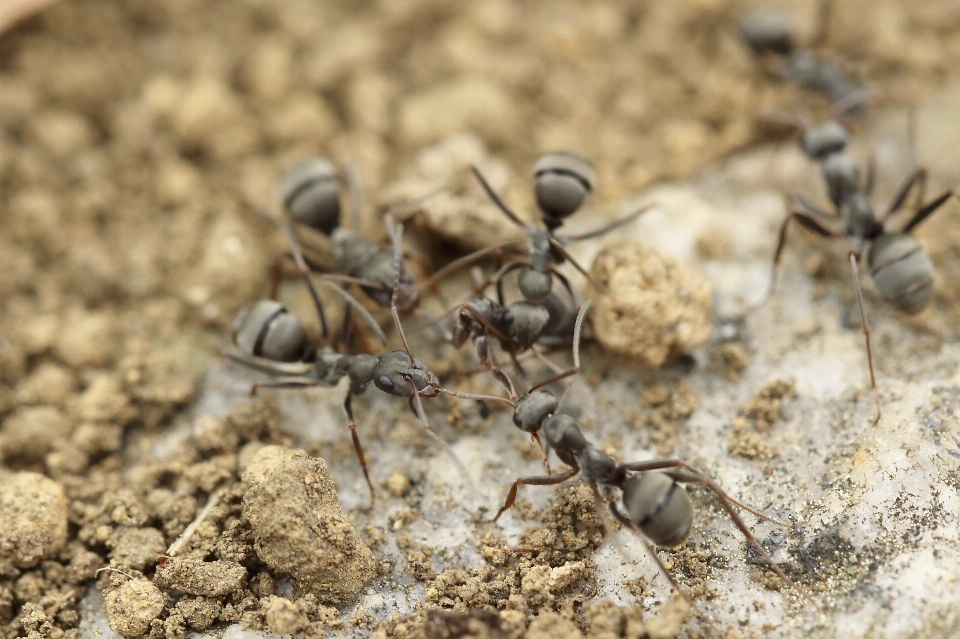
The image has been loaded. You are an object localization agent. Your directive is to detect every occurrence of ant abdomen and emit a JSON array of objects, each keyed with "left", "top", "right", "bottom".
[
  {"left": 623, "top": 472, "right": 694, "bottom": 548},
  {"left": 232, "top": 300, "right": 310, "bottom": 362},
  {"left": 280, "top": 158, "right": 342, "bottom": 236},
  {"left": 533, "top": 151, "right": 595, "bottom": 227},
  {"left": 868, "top": 233, "right": 935, "bottom": 315}
]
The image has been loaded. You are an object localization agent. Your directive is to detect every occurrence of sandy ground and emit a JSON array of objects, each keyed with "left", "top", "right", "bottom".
[{"left": 2, "top": 1, "right": 960, "bottom": 638}]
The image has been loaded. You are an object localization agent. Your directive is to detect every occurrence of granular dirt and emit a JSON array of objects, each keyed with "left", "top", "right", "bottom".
[
  {"left": 2, "top": 0, "right": 960, "bottom": 638},
  {"left": 588, "top": 241, "right": 713, "bottom": 368}
]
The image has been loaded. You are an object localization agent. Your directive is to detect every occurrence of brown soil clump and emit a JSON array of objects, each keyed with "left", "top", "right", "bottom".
[
  {"left": 589, "top": 241, "right": 713, "bottom": 367},
  {"left": 242, "top": 450, "right": 376, "bottom": 604},
  {"left": 103, "top": 578, "right": 164, "bottom": 637},
  {"left": 0, "top": 471, "right": 68, "bottom": 569}
]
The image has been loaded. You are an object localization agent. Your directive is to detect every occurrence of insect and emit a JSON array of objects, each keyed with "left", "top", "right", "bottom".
[
  {"left": 484, "top": 304, "right": 796, "bottom": 598},
  {"left": 471, "top": 151, "right": 648, "bottom": 310},
  {"left": 277, "top": 156, "right": 448, "bottom": 342},
  {"left": 739, "top": 3, "right": 867, "bottom": 114},
  {"left": 757, "top": 117, "right": 958, "bottom": 425},
  {"left": 228, "top": 214, "right": 496, "bottom": 500}
]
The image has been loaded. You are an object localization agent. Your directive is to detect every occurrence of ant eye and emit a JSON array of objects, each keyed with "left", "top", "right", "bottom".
[
  {"left": 503, "top": 310, "right": 515, "bottom": 324},
  {"left": 377, "top": 375, "right": 394, "bottom": 392}
]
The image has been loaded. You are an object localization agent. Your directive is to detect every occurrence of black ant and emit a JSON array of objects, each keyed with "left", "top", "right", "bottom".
[
  {"left": 740, "top": 2, "right": 867, "bottom": 114},
  {"left": 478, "top": 303, "right": 801, "bottom": 601},
  {"left": 228, "top": 214, "right": 502, "bottom": 501},
  {"left": 756, "top": 116, "right": 958, "bottom": 425},
  {"left": 276, "top": 157, "right": 450, "bottom": 343}
]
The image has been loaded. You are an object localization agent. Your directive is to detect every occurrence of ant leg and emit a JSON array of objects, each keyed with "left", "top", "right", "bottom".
[
  {"left": 319, "top": 279, "right": 388, "bottom": 346},
  {"left": 403, "top": 375, "right": 472, "bottom": 484},
  {"left": 901, "top": 188, "right": 960, "bottom": 234},
  {"left": 546, "top": 237, "right": 600, "bottom": 289},
  {"left": 250, "top": 378, "right": 320, "bottom": 396},
  {"left": 531, "top": 432, "right": 551, "bottom": 474},
  {"left": 529, "top": 300, "right": 591, "bottom": 392},
  {"left": 751, "top": 210, "right": 837, "bottom": 310},
  {"left": 491, "top": 467, "right": 579, "bottom": 522},
  {"left": 509, "top": 353, "right": 531, "bottom": 392},
  {"left": 882, "top": 168, "right": 926, "bottom": 221},
  {"left": 278, "top": 220, "right": 330, "bottom": 339},
  {"left": 343, "top": 392, "right": 375, "bottom": 501},
  {"left": 270, "top": 254, "right": 287, "bottom": 301},
  {"left": 494, "top": 261, "right": 526, "bottom": 305},
  {"left": 418, "top": 241, "right": 525, "bottom": 294},
  {"left": 848, "top": 251, "right": 881, "bottom": 427},
  {"left": 222, "top": 351, "right": 312, "bottom": 376},
  {"left": 660, "top": 469, "right": 804, "bottom": 600},
  {"left": 474, "top": 335, "right": 519, "bottom": 400},
  {"left": 385, "top": 215, "right": 417, "bottom": 364},
  {"left": 561, "top": 205, "right": 651, "bottom": 242}
]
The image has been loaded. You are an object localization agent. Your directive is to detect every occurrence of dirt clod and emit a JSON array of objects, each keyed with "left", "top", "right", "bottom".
[
  {"left": 103, "top": 578, "right": 164, "bottom": 637},
  {"left": 589, "top": 241, "right": 712, "bottom": 367},
  {"left": 154, "top": 557, "right": 247, "bottom": 597},
  {"left": 0, "top": 471, "right": 68, "bottom": 568},
  {"left": 242, "top": 453, "right": 375, "bottom": 604},
  {"left": 265, "top": 596, "right": 309, "bottom": 635}
]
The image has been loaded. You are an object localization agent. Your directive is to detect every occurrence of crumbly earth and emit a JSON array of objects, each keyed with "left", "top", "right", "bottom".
[
  {"left": 242, "top": 450, "right": 376, "bottom": 604},
  {"left": 0, "top": 471, "right": 68, "bottom": 569},
  {"left": 588, "top": 241, "right": 714, "bottom": 367},
  {"left": 1, "top": 0, "right": 960, "bottom": 639}
]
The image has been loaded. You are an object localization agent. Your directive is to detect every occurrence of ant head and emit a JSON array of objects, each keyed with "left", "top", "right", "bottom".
[
  {"left": 622, "top": 472, "right": 693, "bottom": 547},
  {"left": 739, "top": 6, "right": 794, "bottom": 56},
  {"left": 233, "top": 300, "right": 310, "bottom": 362},
  {"left": 802, "top": 121, "right": 849, "bottom": 161},
  {"left": 373, "top": 350, "right": 438, "bottom": 398},
  {"left": 281, "top": 157, "right": 342, "bottom": 236},
  {"left": 513, "top": 390, "right": 558, "bottom": 433},
  {"left": 533, "top": 151, "right": 595, "bottom": 229}
]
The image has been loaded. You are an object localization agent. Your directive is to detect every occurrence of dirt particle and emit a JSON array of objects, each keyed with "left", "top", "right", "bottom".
[
  {"left": 107, "top": 526, "right": 166, "bottom": 571},
  {"left": 1, "top": 405, "right": 69, "bottom": 464},
  {"left": 589, "top": 241, "right": 713, "bottom": 367},
  {"left": 242, "top": 454, "right": 375, "bottom": 604},
  {"left": 386, "top": 471, "right": 412, "bottom": 498},
  {"left": 103, "top": 578, "right": 164, "bottom": 637},
  {"left": 0, "top": 471, "right": 68, "bottom": 568},
  {"left": 265, "top": 596, "right": 309, "bottom": 635},
  {"left": 154, "top": 557, "right": 247, "bottom": 597},
  {"left": 525, "top": 612, "right": 583, "bottom": 639}
]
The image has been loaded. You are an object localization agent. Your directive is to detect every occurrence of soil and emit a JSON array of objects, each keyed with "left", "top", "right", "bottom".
[{"left": 2, "top": 1, "right": 960, "bottom": 639}]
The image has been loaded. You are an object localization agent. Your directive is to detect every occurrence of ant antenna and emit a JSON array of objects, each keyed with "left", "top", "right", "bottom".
[
  {"left": 470, "top": 164, "right": 526, "bottom": 228},
  {"left": 530, "top": 300, "right": 591, "bottom": 394}
]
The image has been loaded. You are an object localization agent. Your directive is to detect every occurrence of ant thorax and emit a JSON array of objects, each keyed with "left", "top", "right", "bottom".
[
  {"left": 841, "top": 193, "right": 883, "bottom": 240},
  {"left": 329, "top": 227, "right": 379, "bottom": 275}
]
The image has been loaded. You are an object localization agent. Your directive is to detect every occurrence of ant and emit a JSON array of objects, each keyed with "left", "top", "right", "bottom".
[
  {"left": 480, "top": 303, "right": 799, "bottom": 600},
  {"left": 453, "top": 152, "right": 646, "bottom": 384},
  {"left": 228, "top": 213, "right": 503, "bottom": 501},
  {"left": 471, "top": 151, "right": 648, "bottom": 309},
  {"left": 756, "top": 116, "right": 959, "bottom": 425},
  {"left": 739, "top": 2, "right": 867, "bottom": 114},
  {"left": 277, "top": 156, "right": 451, "bottom": 343}
]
